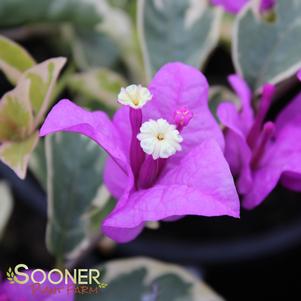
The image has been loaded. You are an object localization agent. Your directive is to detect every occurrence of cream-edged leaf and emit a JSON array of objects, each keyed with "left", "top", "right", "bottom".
[
  {"left": 0, "top": 35, "right": 35, "bottom": 85},
  {"left": 0, "top": 132, "right": 39, "bottom": 179},
  {"left": 68, "top": 68, "right": 126, "bottom": 109},
  {"left": 233, "top": 0, "right": 301, "bottom": 90},
  {"left": 0, "top": 182, "right": 13, "bottom": 239}
]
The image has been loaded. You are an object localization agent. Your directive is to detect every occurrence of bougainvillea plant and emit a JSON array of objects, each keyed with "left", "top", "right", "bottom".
[
  {"left": 218, "top": 75, "right": 301, "bottom": 209},
  {"left": 0, "top": 0, "right": 301, "bottom": 299},
  {"left": 40, "top": 62, "right": 240, "bottom": 242}
]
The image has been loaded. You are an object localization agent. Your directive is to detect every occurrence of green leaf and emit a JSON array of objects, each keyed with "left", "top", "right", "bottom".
[
  {"left": 76, "top": 257, "right": 223, "bottom": 301},
  {"left": 233, "top": 0, "right": 301, "bottom": 91},
  {"left": 0, "top": 35, "right": 36, "bottom": 85},
  {"left": 29, "top": 140, "right": 47, "bottom": 190},
  {"left": 96, "top": 2, "right": 146, "bottom": 82},
  {"left": 0, "top": 0, "right": 103, "bottom": 28},
  {"left": 0, "top": 92, "right": 34, "bottom": 142},
  {"left": 68, "top": 68, "right": 126, "bottom": 109},
  {"left": 26, "top": 57, "right": 66, "bottom": 126},
  {"left": 0, "top": 132, "right": 39, "bottom": 179},
  {"left": 65, "top": 26, "right": 120, "bottom": 70},
  {"left": 0, "top": 182, "right": 13, "bottom": 239},
  {"left": 66, "top": 0, "right": 144, "bottom": 82},
  {"left": 59, "top": 1, "right": 134, "bottom": 72},
  {"left": 138, "top": 0, "right": 221, "bottom": 78},
  {"left": 0, "top": 57, "right": 65, "bottom": 179},
  {"left": 150, "top": 274, "right": 192, "bottom": 301},
  {"left": 0, "top": 57, "right": 66, "bottom": 143},
  {"left": 45, "top": 132, "right": 106, "bottom": 260}
]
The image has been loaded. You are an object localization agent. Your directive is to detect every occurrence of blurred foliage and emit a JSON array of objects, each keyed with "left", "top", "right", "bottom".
[
  {"left": 29, "top": 140, "right": 47, "bottom": 190},
  {"left": 45, "top": 133, "right": 107, "bottom": 262},
  {"left": 0, "top": 48, "right": 65, "bottom": 179},
  {"left": 233, "top": 0, "right": 301, "bottom": 91},
  {"left": 67, "top": 68, "right": 126, "bottom": 109},
  {"left": 138, "top": 0, "right": 222, "bottom": 79},
  {"left": 62, "top": 25, "right": 121, "bottom": 70},
  {"left": 0, "top": 182, "right": 13, "bottom": 240},
  {"left": 76, "top": 258, "right": 223, "bottom": 301},
  {"left": 0, "top": 35, "right": 35, "bottom": 84},
  {"left": 0, "top": 0, "right": 102, "bottom": 28}
]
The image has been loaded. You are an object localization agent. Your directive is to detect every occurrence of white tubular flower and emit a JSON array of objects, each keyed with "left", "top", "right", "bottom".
[
  {"left": 137, "top": 119, "right": 183, "bottom": 159},
  {"left": 118, "top": 84, "right": 152, "bottom": 109}
]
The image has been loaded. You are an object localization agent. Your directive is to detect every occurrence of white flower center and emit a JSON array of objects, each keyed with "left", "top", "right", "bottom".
[
  {"left": 118, "top": 84, "right": 152, "bottom": 109},
  {"left": 137, "top": 119, "right": 183, "bottom": 159}
]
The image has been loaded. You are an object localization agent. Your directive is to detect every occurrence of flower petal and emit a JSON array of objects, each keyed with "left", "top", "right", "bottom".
[
  {"left": 211, "top": 0, "right": 274, "bottom": 14},
  {"left": 2, "top": 282, "right": 41, "bottom": 300},
  {"left": 228, "top": 74, "right": 254, "bottom": 134},
  {"left": 102, "top": 139, "right": 239, "bottom": 243},
  {"left": 111, "top": 106, "right": 131, "bottom": 152},
  {"left": 275, "top": 92, "right": 301, "bottom": 132},
  {"left": 102, "top": 174, "right": 142, "bottom": 243},
  {"left": 260, "top": 0, "right": 275, "bottom": 12},
  {"left": 103, "top": 106, "right": 133, "bottom": 197},
  {"left": 217, "top": 102, "right": 253, "bottom": 191},
  {"left": 144, "top": 62, "right": 224, "bottom": 160},
  {"left": 243, "top": 125, "right": 301, "bottom": 209},
  {"left": 40, "top": 99, "right": 129, "bottom": 174},
  {"left": 211, "top": 0, "right": 248, "bottom": 14},
  {"left": 281, "top": 172, "right": 301, "bottom": 191},
  {"left": 104, "top": 157, "right": 130, "bottom": 198}
]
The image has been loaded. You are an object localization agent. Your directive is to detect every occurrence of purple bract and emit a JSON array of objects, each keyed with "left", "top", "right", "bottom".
[
  {"left": 211, "top": 0, "right": 275, "bottom": 14},
  {"left": 40, "top": 62, "right": 240, "bottom": 243},
  {"left": 218, "top": 75, "right": 301, "bottom": 209}
]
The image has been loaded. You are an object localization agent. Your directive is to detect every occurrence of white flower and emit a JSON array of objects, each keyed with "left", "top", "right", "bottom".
[
  {"left": 137, "top": 119, "right": 183, "bottom": 159},
  {"left": 118, "top": 84, "right": 152, "bottom": 109}
]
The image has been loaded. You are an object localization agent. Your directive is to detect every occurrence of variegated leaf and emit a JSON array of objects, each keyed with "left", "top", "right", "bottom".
[
  {"left": 0, "top": 83, "right": 34, "bottom": 142},
  {"left": 45, "top": 133, "right": 106, "bottom": 260},
  {"left": 68, "top": 68, "right": 126, "bottom": 109},
  {"left": 76, "top": 257, "right": 224, "bottom": 301},
  {"left": 138, "top": 0, "right": 222, "bottom": 78},
  {"left": 25, "top": 57, "right": 66, "bottom": 125},
  {"left": 233, "top": 0, "right": 301, "bottom": 90},
  {"left": 0, "top": 132, "right": 39, "bottom": 179},
  {"left": 0, "top": 35, "right": 35, "bottom": 85},
  {"left": 0, "top": 182, "right": 13, "bottom": 239}
]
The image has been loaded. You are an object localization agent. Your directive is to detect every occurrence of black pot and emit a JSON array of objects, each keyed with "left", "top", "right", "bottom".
[{"left": 2, "top": 161, "right": 301, "bottom": 266}]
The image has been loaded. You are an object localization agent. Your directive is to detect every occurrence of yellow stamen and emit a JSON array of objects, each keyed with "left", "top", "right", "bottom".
[
  {"left": 132, "top": 99, "right": 139, "bottom": 106},
  {"left": 157, "top": 133, "right": 164, "bottom": 141}
]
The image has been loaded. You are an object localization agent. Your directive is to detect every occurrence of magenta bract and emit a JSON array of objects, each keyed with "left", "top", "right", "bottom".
[
  {"left": 218, "top": 75, "right": 301, "bottom": 209},
  {"left": 40, "top": 62, "right": 240, "bottom": 243},
  {"left": 211, "top": 0, "right": 275, "bottom": 14}
]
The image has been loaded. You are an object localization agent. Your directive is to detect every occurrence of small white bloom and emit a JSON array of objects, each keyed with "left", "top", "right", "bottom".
[
  {"left": 137, "top": 119, "right": 183, "bottom": 159},
  {"left": 118, "top": 84, "right": 152, "bottom": 109}
]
